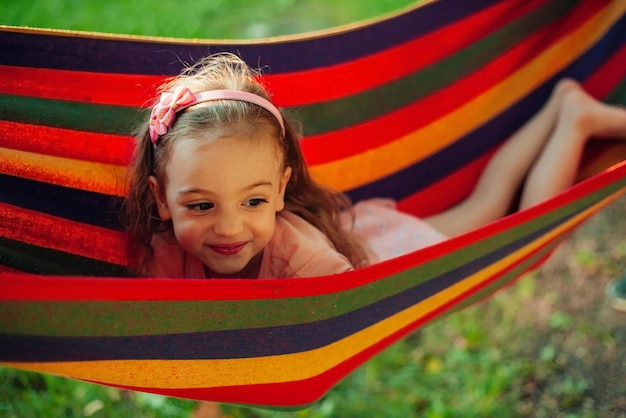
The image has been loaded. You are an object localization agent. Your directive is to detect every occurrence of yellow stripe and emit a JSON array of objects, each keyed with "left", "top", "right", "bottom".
[
  {"left": 3, "top": 3, "right": 622, "bottom": 198},
  {"left": 4, "top": 190, "right": 623, "bottom": 389},
  {"left": 309, "top": 1, "right": 626, "bottom": 191},
  {"left": 0, "top": 147, "right": 128, "bottom": 197}
]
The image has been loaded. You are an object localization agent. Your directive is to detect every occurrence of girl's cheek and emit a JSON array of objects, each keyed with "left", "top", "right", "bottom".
[{"left": 173, "top": 216, "right": 199, "bottom": 236}]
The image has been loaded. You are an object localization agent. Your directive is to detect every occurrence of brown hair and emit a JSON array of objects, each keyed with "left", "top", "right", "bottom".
[{"left": 124, "top": 53, "right": 369, "bottom": 274}]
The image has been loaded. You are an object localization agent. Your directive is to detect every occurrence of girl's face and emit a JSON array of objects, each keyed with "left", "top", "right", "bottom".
[{"left": 150, "top": 134, "right": 291, "bottom": 278}]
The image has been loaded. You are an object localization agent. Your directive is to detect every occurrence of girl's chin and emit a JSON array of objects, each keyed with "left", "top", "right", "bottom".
[
  {"left": 203, "top": 258, "right": 261, "bottom": 279},
  {"left": 202, "top": 250, "right": 263, "bottom": 279},
  {"left": 203, "top": 264, "right": 248, "bottom": 278}
]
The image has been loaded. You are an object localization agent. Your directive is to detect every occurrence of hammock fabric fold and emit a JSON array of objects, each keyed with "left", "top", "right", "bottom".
[{"left": 1, "top": 0, "right": 626, "bottom": 408}]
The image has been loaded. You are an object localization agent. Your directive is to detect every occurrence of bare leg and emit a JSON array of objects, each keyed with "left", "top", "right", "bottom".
[
  {"left": 425, "top": 79, "right": 626, "bottom": 237},
  {"left": 425, "top": 79, "right": 578, "bottom": 236},
  {"left": 520, "top": 83, "right": 626, "bottom": 208}
]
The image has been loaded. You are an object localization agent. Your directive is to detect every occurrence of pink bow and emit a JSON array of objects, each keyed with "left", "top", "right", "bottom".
[{"left": 149, "top": 87, "right": 197, "bottom": 143}]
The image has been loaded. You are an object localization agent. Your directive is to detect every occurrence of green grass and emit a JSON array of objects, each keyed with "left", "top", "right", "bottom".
[
  {"left": 0, "top": 0, "right": 420, "bottom": 39},
  {"left": 0, "top": 274, "right": 569, "bottom": 417},
  {"left": 1, "top": 270, "right": 596, "bottom": 418},
  {"left": 0, "top": 368, "right": 196, "bottom": 417},
  {"left": 2, "top": 246, "right": 624, "bottom": 417},
  {"left": 1, "top": 1, "right": 625, "bottom": 417}
]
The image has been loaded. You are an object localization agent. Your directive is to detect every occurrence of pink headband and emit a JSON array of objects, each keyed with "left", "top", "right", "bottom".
[{"left": 149, "top": 86, "right": 285, "bottom": 143}]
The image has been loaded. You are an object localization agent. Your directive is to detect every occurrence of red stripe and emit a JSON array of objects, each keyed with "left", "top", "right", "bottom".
[
  {"left": 0, "top": 121, "right": 132, "bottom": 165},
  {"left": 2, "top": 160, "right": 624, "bottom": 302},
  {"left": 0, "top": 1, "right": 611, "bottom": 114},
  {"left": 434, "top": 159, "right": 626, "bottom": 252},
  {"left": 396, "top": 52, "right": 626, "bottom": 218},
  {"left": 0, "top": 65, "right": 163, "bottom": 107},
  {"left": 0, "top": 203, "right": 129, "bottom": 266},
  {"left": 103, "top": 235, "right": 576, "bottom": 408},
  {"left": 0, "top": 0, "right": 545, "bottom": 109},
  {"left": 397, "top": 151, "right": 494, "bottom": 217},
  {"left": 583, "top": 43, "right": 626, "bottom": 99},
  {"left": 301, "top": 0, "right": 603, "bottom": 165},
  {"left": 265, "top": 0, "right": 548, "bottom": 106}
]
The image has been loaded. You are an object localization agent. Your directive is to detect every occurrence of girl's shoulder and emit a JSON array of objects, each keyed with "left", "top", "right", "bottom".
[
  {"left": 259, "top": 211, "right": 354, "bottom": 278},
  {"left": 276, "top": 211, "right": 337, "bottom": 246}
]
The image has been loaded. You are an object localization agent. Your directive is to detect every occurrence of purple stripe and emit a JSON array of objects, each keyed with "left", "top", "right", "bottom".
[
  {"left": 0, "top": 0, "right": 499, "bottom": 75},
  {"left": 347, "top": 19, "right": 626, "bottom": 203},
  {"left": 0, "top": 222, "right": 566, "bottom": 362}
]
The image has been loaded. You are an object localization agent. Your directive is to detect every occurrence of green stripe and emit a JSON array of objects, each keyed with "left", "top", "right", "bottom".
[
  {"left": 297, "top": 0, "right": 578, "bottom": 135},
  {"left": 0, "top": 1, "right": 578, "bottom": 137},
  {"left": 0, "top": 94, "right": 144, "bottom": 135},
  {"left": 446, "top": 242, "right": 558, "bottom": 315},
  {"left": 605, "top": 78, "right": 626, "bottom": 105},
  {"left": 1, "top": 178, "right": 622, "bottom": 338},
  {"left": 0, "top": 237, "right": 130, "bottom": 277}
]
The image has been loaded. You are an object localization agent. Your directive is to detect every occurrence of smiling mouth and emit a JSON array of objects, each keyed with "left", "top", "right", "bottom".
[{"left": 208, "top": 243, "right": 247, "bottom": 256}]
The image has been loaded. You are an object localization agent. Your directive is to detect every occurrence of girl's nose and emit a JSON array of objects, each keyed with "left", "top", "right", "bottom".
[{"left": 213, "top": 210, "right": 243, "bottom": 237}]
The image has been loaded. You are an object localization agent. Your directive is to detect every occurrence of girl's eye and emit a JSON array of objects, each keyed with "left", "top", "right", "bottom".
[
  {"left": 187, "top": 202, "right": 214, "bottom": 211},
  {"left": 245, "top": 198, "right": 268, "bottom": 207}
]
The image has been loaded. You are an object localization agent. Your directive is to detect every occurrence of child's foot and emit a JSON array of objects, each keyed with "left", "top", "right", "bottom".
[{"left": 560, "top": 83, "right": 626, "bottom": 140}]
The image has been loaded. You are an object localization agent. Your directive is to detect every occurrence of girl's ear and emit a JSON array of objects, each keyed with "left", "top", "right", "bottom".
[
  {"left": 276, "top": 166, "right": 292, "bottom": 212},
  {"left": 148, "top": 176, "right": 172, "bottom": 221}
]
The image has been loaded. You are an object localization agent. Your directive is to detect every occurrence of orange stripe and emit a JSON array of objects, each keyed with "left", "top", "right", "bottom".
[
  {"left": 300, "top": 0, "right": 613, "bottom": 165},
  {"left": 4, "top": 192, "right": 620, "bottom": 394},
  {"left": 307, "top": 1, "right": 626, "bottom": 190},
  {"left": 0, "top": 146, "right": 128, "bottom": 197}
]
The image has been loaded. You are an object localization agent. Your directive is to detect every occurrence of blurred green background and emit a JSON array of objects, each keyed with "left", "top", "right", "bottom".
[
  {"left": 1, "top": 1, "right": 625, "bottom": 417},
  {"left": 0, "top": 0, "right": 419, "bottom": 39}
]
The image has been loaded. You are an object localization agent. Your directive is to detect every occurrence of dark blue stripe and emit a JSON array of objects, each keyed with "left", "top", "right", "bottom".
[
  {"left": 0, "top": 237, "right": 130, "bottom": 277},
  {"left": 1, "top": 15, "right": 623, "bottom": 233},
  {"left": 347, "top": 16, "right": 626, "bottom": 203},
  {"left": 0, "top": 0, "right": 499, "bottom": 75},
  {"left": 0, "top": 202, "right": 596, "bottom": 362},
  {"left": 0, "top": 174, "right": 123, "bottom": 230}
]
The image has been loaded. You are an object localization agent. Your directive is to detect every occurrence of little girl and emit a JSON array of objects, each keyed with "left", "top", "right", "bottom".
[
  {"left": 125, "top": 53, "right": 368, "bottom": 278},
  {"left": 124, "top": 53, "right": 626, "bottom": 278}
]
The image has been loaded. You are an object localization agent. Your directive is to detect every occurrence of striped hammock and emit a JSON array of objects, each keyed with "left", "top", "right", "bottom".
[{"left": 1, "top": 0, "right": 626, "bottom": 408}]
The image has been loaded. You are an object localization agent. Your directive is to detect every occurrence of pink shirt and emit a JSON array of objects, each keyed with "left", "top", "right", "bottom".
[
  {"left": 148, "top": 200, "right": 446, "bottom": 279},
  {"left": 344, "top": 198, "right": 446, "bottom": 263},
  {"left": 148, "top": 210, "right": 353, "bottom": 279}
]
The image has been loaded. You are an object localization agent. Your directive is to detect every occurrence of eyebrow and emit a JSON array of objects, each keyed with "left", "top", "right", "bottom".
[{"left": 178, "top": 181, "right": 273, "bottom": 196}]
